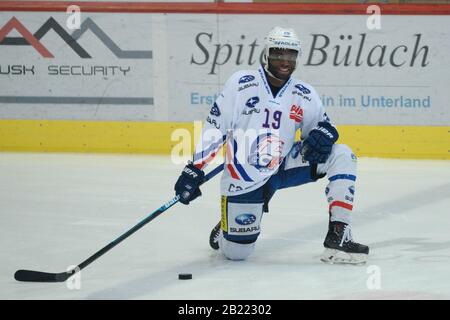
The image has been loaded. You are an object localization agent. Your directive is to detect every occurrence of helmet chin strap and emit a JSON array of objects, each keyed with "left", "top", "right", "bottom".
[
  {"left": 264, "top": 62, "right": 292, "bottom": 83},
  {"left": 266, "top": 68, "right": 284, "bottom": 82}
]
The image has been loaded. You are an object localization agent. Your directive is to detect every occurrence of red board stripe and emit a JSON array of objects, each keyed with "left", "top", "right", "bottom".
[{"left": 0, "top": 2, "right": 449, "bottom": 15}]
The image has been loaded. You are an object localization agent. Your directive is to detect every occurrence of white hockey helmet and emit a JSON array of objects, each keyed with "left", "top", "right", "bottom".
[{"left": 263, "top": 26, "right": 301, "bottom": 73}]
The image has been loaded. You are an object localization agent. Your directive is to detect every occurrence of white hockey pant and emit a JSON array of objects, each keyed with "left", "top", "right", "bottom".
[{"left": 317, "top": 144, "right": 357, "bottom": 225}]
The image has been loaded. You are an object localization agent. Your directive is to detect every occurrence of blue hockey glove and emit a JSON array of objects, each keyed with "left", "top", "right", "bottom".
[
  {"left": 300, "top": 122, "right": 339, "bottom": 164},
  {"left": 174, "top": 162, "right": 205, "bottom": 205}
]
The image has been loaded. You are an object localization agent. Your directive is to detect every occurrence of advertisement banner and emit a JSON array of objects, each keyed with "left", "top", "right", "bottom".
[
  {"left": 167, "top": 14, "right": 450, "bottom": 126},
  {"left": 1, "top": 11, "right": 449, "bottom": 125},
  {"left": 0, "top": 13, "right": 153, "bottom": 120}
]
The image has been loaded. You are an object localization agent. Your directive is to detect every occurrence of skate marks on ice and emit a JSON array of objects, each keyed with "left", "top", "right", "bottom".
[
  {"left": 371, "top": 237, "right": 450, "bottom": 253},
  {"left": 85, "top": 253, "right": 236, "bottom": 299},
  {"left": 257, "top": 181, "right": 450, "bottom": 260},
  {"left": 357, "top": 182, "right": 450, "bottom": 262},
  {"left": 87, "top": 183, "right": 450, "bottom": 299},
  {"left": 330, "top": 290, "right": 447, "bottom": 300},
  {"left": 356, "top": 182, "right": 450, "bottom": 218},
  {"left": 4, "top": 155, "right": 449, "bottom": 299}
]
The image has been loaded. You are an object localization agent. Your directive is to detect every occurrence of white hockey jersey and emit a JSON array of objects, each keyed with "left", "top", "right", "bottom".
[{"left": 193, "top": 65, "right": 332, "bottom": 196}]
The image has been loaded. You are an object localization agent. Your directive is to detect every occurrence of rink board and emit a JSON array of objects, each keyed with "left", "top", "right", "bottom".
[
  {"left": 0, "top": 3, "right": 449, "bottom": 159},
  {"left": 0, "top": 119, "right": 448, "bottom": 159}
]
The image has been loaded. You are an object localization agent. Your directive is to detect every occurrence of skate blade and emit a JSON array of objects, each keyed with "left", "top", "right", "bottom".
[{"left": 320, "top": 248, "right": 368, "bottom": 265}]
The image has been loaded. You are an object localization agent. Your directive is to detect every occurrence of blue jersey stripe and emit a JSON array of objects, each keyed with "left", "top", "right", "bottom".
[
  {"left": 329, "top": 174, "right": 357, "bottom": 182},
  {"left": 223, "top": 231, "right": 260, "bottom": 242},
  {"left": 193, "top": 135, "right": 226, "bottom": 162},
  {"left": 233, "top": 140, "right": 254, "bottom": 182}
]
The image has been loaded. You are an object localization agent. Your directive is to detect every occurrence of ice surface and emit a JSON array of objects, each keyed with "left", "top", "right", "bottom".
[{"left": 1, "top": 152, "right": 449, "bottom": 299}]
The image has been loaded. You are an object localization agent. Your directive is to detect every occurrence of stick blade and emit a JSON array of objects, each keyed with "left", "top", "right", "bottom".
[{"left": 14, "top": 269, "right": 70, "bottom": 282}]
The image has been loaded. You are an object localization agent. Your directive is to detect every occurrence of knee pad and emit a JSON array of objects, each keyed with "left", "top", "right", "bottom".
[
  {"left": 325, "top": 179, "right": 355, "bottom": 225},
  {"left": 318, "top": 144, "right": 357, "bottom": 225},
  {"left": 220, "top": 196, "right": 263, "bottom": 245},
  {"left": 219, "top": 235, "right": 256, "bottom": 261},
  {"left": 318, "top": 144, "right": 357, "bottom": 178}
]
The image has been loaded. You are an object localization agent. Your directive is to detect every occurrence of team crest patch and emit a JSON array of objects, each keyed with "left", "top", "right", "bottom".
[{"left": 247, "top": 133, "right": 285, "bottom": 173}]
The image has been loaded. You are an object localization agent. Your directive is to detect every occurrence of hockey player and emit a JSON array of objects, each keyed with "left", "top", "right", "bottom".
[{"left": 174, "top": 26, "right": 369, "bottom": 265}]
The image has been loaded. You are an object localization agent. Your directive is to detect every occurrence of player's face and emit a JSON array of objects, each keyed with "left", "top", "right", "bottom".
[{"left": 268, "top": 48, "right": 298, "bottom": 80}]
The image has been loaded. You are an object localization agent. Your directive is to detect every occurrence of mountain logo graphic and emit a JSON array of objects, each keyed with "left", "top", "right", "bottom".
[{"left": 0, "top": 16, "right": 152, "bottom": 59}]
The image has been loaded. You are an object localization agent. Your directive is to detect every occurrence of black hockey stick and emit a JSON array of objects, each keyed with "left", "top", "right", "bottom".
[{"left": 14, "top": 163, "right": 224, "bottom": 282}]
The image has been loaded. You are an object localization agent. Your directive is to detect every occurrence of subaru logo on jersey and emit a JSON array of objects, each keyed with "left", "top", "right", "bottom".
[
  {"left": 235, "top": 214, "right": 257, "bottom": 225},
  {"left": 239, "top": 75, "right": 255, "bottom": 84},
  {"left": 245, "top": 96, "right": 260, "bottom": 108},
  {"left": 230, "top": 226, "right": 260, "bottom": 233},
  {"left": 294, "top": 84, "right": 311, "bottom": 95},
  {"left": 210, "top": 103, "right": 221, "bottom": 117},
  {"left": 248, "top": 133, "right": 285, "bottom": 172},
  {"left": 206, "top": 116, "right": 220, "bottom": 129}
]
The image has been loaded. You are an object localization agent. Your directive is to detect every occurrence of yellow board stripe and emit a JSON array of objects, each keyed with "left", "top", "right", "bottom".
[
  {"left": 0, "top": 120, "right": 196, "bottom": 154},
  {"left": 0, "top": 120, "right": 448, "bottom": 159},
  {"left": 337, "top": 125, "right": 450, "bottom": 159},
  {"left": 221, "top": 196, "right": 228, "bottom": 232}
]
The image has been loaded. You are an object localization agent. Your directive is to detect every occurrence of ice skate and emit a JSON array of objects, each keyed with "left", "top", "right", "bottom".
[
  {"left": 209, "top": 221, "right": 221, "bottom": 250},
  {"left": 321, "top": 221, "right": 369, "bottom": 265}
]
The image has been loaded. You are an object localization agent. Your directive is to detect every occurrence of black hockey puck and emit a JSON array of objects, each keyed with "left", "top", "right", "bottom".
[{"left": 178, "top": 273, "right": 192, "bottom": 280}]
